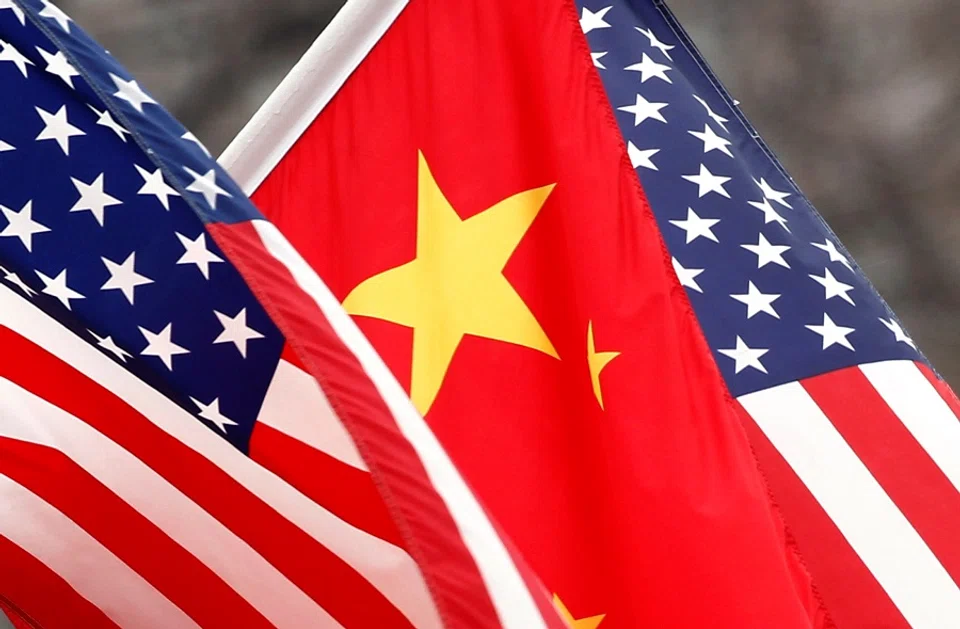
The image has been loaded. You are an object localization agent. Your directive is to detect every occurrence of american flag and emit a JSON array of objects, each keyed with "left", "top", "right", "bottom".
[
  {"left": 582, "top": 1, "right": 960, "bottom": 627},
  {"left": 0, "top": 2, "right": 566, "bottom": 628}
]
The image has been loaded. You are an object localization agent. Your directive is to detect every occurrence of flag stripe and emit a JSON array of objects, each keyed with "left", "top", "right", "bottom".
[
  {"left": 249, "top": 421, "right": 405, "bottom": 548},
  {"left": 804, "top": 367, "right": 960, "bottom": 585},
  {"left": 0, "top": 474, "right": 196, "bottom": 629},
  {"left": 739, "top": 380, "right": 960, "bottom": 628},
  {"left": 861, "top": 361, "right": 960, "bottom": 496},
  {"left": 0, "top": 323, "right": 415, "bottom": 629},
  {"left": 0, "top": 283, "right": 438, "bottom": 628},
  {"left": 0, "top": 535, "right": 117, "bottom": 629},
  {"left": 735, "top": 399, "right": 909, "bottom": 629},
  {"left": 258, "top": 357, "right": 368, "bottom": 470},
  {"left": 0, "top": 375, "right": 335, "bottom": 629},
  {"left": 0, "top": 437, "right": 272, "bottom": 629}
]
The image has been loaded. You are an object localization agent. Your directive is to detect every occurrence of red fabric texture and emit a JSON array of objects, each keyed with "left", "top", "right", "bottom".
[
  {"left": 248, "top": 420, "right": 405, "bottom": 547},
  {"left": 246, "top": 0, "right": 824, "bottom": 625}
]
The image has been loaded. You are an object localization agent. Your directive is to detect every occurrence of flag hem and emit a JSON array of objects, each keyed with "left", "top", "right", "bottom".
[{"left": 565, "top": 0, "right": 834, "bottom": 624}]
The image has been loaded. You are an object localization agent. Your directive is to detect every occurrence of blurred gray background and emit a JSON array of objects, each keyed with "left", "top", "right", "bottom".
[{"left": 60, "top": 0, "right": 960, "bottom": 386}]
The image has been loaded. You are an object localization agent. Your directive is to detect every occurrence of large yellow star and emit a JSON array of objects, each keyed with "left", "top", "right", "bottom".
[
  {"left": 553, "top": 594, "right": 605, "bottom": 629},
  {"left": 343, "top": 151, "right": 559, "bottom": 415},
  {"left": 587, "top": 321, "right": 620, "bottom": 410}
]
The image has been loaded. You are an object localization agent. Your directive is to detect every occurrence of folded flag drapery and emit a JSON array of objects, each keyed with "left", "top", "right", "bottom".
[{"left": 223, "top": 1, "right": 960, "bottom": 627}]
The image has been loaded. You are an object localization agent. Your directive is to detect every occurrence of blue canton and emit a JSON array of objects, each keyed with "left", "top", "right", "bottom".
[
  {"left": 0, "top": 1, "right": 285, "bottom": 451},
  {"left": 577, "top": 0, "right": 925, "bottom": 396}
]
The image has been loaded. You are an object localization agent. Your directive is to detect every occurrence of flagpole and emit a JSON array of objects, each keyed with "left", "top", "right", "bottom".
[{"left": 219, "top": 0, "right": 409, "bottom": 196}]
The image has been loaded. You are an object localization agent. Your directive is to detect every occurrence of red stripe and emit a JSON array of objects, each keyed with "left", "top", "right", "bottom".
[
  {"left": 0, "top": 533, "right": 117, "bottom": 629},
  {"left": 804, "top": 367, "right": 960, "bottom": 585},
  {"left": 734, "top": 399, "right": 910, "bottom": 629},
  {"left": 0, "top": 437, "right": 269, "bottom": 629},
  {"left": 210, "top": 220, "right": 505, "bottom": 627},
  {"left": 249, "top": 422, "right": 405, "bottom": 547},
  {"left": 0, "top": 326, "right": 416, "bottom": 629},
  {"left": 919, "top": 363, "right": 960, "bottom": 421}
]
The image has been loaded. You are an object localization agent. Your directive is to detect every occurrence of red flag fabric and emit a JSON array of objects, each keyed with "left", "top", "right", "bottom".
[{"left": 223, "top": 0, "right": 826, "bottom": 626}]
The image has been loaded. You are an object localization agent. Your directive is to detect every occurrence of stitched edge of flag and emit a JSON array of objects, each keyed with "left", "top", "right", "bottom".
[
  {"left": 238, "top": 219, "right": 554, "bottom": 629},
  {"left": 561, "top": 0, "right": 836, "bottom": 626}
]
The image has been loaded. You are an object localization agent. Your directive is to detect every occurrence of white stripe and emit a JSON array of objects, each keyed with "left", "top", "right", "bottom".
[
  {"left": 259, "top": 358, "right": 367, "bottom": 470},
  {"left": 861, "top": 360, "right": 960, "bottom": 494},
  {"left": 0, "top": 474, "right": 198, "bottom": 629},
  {"left": 0, "top": 284, "right": 440, "bottom": 629},
  {"left": 740, "top": 381, "right": 960, "bottom": 628},
  {"left": 253, "top": 220, "right": 548, "bottom": 629},
  {"left": 0, "top": 377, "right": 338, "bottom": 629},
  {"left": 219, "top": 0, "right": 410, "bottom": 195}
]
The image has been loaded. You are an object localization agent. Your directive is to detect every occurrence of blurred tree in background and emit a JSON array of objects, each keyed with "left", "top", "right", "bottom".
[{"left": 62, "top": 0, "right": 960, "bottom": 386}]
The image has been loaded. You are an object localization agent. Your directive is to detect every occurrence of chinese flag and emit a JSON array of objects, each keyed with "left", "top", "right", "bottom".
[{"left": 239, "top": 1, "right": 825, "bottom": 626}]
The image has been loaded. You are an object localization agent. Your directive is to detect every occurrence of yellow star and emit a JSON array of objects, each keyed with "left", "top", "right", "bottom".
[
  {"left": 553, "top": 594, "right": 605, "bottom": 629},
  {"left": 587, "top": 321, "right": 620, "bottom": 410},
  {"left": 343, "top": 151, "right": 559, "bottom": 414}
]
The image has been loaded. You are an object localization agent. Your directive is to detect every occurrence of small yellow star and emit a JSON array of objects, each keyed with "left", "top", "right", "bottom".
[
  {"left": 554, "top": 594, "right": 605, "bottom": 629},
  {"left": 587, "top": 321, "right": 620, "bottom": 410}
]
